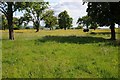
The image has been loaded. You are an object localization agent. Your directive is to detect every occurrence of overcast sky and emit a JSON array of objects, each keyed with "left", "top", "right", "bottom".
[{"left": 13, "top": 0, "right": 88, "bottom": 27}]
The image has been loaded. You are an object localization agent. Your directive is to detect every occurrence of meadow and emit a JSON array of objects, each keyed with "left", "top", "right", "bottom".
[{"left": 1, "top": 29, "right": 119, "bottom": 78}]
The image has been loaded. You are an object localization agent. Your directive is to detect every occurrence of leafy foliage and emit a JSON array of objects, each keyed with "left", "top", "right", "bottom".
[
  {"left": 86, "top": 2, "right": 120, "bottom": 40},
  {"left": 58, "top": 10, "right": 73, "bottom": 30},
  {"left": 42, "top": 10, "right": 57, "bottom": 30},
  {"left": 77, "top": 16, "right": 91, "bottom": 29},
  {"left": 21, "top": 2, "right": 49, "bottom": 32},
  {"left": 2, "top": 15, "right": 8, "bottom": 30},
  {"left": 87, "top": 2, "right": 120, "bottom": 26},
  {"left": 0, "top": 2, "right": 33, "bottom": 40},
  {"left": 77, "top": 15, "right": 98, "bottom": 30}
]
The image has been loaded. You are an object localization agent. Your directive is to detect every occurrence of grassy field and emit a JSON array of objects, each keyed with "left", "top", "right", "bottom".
[{"left": 1, "top": 29, "right": 119, "bottom": 78}]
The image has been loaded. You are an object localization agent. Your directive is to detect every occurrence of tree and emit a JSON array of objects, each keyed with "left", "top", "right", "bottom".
[
  {"left": 77, "top": 16, "right": 91, "bottom": 29},
  {"left": 22, "top": 2, "right": 49, "bottom": 32},
  {"left": 0, "top": 2, "right": 30, "bottom": 40},
  {"left": 58, "top": 10, "right": 73, "bottom": 30},
  {"left": 18, "top": 13, "right": 32, "bottom": 28},
  {"left": 87, "top": 2, "right": 120, "bottom": 40},
  {"left": 77, "top": 15, "right": 98, "bottom": 30},
  {"left": 42, "top": 10, "right": 57, "bottom": 30}
]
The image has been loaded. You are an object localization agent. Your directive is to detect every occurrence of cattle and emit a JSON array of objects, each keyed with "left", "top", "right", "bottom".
[{"left": 83, "top": 29, "right": 89, "bottom": 32}]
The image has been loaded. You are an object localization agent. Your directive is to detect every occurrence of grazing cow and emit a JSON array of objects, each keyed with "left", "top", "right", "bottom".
[{"left": 83, "top": 29, "right": 89, "bottom": 32}]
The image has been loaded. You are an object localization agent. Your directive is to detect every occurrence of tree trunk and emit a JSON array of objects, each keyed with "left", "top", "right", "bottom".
[
  {"left": 64, "top": 27, "right": 66, "bottom": 30},
  {"left": 110, "top": 23, "right": 116, "bottom": 40},
  {"left": 7, "top": 2, "right": 14, "bottom": 40},
  {"left": 36, "top": 16, "right": 40, "bottom": 32},
  {"left": 36, "top": 27, "right": 39, "bottom": 32},
  {"left": 35, "top": 21, "right": 39, "bottom": 32}
]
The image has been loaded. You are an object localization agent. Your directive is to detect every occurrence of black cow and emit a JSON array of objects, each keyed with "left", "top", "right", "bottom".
[{"left": 83, "top": 29, "right": 89, "bottom": 32}]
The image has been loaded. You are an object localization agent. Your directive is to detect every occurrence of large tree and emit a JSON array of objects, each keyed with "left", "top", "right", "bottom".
[
  {"left": 22, "top": 2, "right": 49, "bottom": 32},
  {"left": 0, "top": 2, "right": 29, "bottom": 40},
  {"left": 58, "top": 10, "right": 73, "bottom": 30},
  {"left": 87, "top": 2, "right": 120, "bottom": 40},
  {"left": 42, "top": 10, "right": 57, "bottom": 30}
]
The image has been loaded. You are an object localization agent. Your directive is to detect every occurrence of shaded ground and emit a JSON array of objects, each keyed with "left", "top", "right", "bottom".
[{"left": 36, "top": 35, "right": 120, "bottom": 46}]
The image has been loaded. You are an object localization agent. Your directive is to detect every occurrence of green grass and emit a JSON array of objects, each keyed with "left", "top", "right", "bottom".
[{"left": 1, "top": 29, "right": 119, "bottom": 78}]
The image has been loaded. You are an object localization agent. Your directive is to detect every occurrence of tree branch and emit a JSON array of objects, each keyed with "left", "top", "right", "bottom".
[
  {"left": 0, "top": 8, "right": 7, "bottom": 17},
  {"left": 0, "top": 6, "right": 7, "bottom": 13}
]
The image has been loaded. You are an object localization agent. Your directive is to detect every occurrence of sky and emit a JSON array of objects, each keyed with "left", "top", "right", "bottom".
[{"left": 13, "top": 0, "right": 88, "bottom": 27}]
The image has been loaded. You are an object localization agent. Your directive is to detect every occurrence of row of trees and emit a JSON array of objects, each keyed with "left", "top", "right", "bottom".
[
  {"left": 2, "top": 10, "right": 73, "bottom": 30},
  {"left": 42, "top": 10, "right": 73, "bottom": 30},
  {"left": 0, "top": 1, "right": 73, "bottom": 40},
  {"left": 1, "top": 2, "right": 120, "bottom": 40}
]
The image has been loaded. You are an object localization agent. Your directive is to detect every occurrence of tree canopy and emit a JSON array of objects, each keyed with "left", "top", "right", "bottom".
[
  {"left": 42, "top": 10, "right": 57, "bottom": 30},
  {"left": 87, "top": 2, "right": 120, "bottom": 40},
  {"left": 77, "top": 15, "right": 98, "bottom": 30},
  {"left": 21, "top": 2, "right": 49, "bottom": 32},
  {"left": 77, "top": 15, "right": 91, "bottom": 29},
  {"left": 58, "top": 10, "right": 73, "bottom": 30}
]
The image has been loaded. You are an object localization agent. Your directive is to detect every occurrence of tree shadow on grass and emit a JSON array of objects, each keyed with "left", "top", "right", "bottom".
[
  {"left": 90, "top": 32, "right": 111, "bottom": 35},
  {"left": 35, "top": 35, "right": 120, "bottom": 46},
  {"left": 90, "top": 32, "right": 120, "bottom": 35},
  {"left": 36, "top": 36, "right": 108, "bottom": 44}
]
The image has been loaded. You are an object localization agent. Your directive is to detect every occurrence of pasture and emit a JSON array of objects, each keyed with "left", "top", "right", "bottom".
[{"left": 1, "top": 29, "right": 119, "bottom": 78}]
